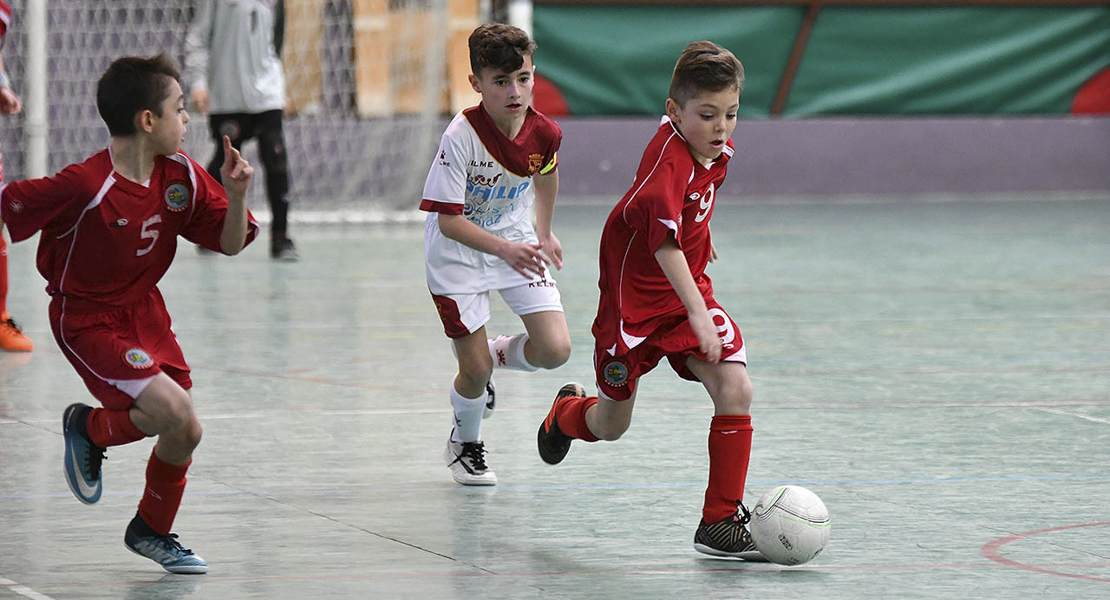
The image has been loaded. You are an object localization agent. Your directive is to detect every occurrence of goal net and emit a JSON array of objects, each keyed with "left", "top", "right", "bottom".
[{"left": 2, "top": 0, "right": 483, "bottom": 222}]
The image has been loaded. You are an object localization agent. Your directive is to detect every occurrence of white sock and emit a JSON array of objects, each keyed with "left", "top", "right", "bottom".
[
  {"left": 450, "top": 385, "right": 486, "bottom": 443},
  {"left": 488, "top": 333, "right": 539, "bottom": 372}
]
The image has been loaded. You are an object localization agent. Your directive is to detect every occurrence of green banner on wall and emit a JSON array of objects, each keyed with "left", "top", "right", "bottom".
[
  {"left": 532, "top": 4, "right": 806, "bottom": 117},
  {"left": 532, "top": 4, "right": 1110, "bottom": 116}
]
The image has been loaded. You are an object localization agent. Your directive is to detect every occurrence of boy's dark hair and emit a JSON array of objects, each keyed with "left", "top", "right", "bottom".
[
  {"left": 468, "top": 23, "right": 536, "bottom": 76},
  {"left": 669, "top": 41, "right": 745, "bottom": 107},
  {"left": 96, "top": 53, "right": 181, "bottom": 136}
]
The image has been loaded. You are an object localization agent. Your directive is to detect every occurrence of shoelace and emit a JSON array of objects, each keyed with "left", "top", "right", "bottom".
[
  {"left": 734, "top": 502, "right": 752, "bottom": 526},
  {"left": 155, "top": 533, "right": 197, "bottom": 557},
  {"left": 458, "top": 441, "right": 489, "bottom": 473}
]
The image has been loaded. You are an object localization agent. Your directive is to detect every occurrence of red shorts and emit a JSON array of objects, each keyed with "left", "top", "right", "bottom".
[
  {"left": 50, "top": 289, "right": 191, "bottom": 411},
  {"left": 593, "top": 299, "right": 746, "bottom": 401}
]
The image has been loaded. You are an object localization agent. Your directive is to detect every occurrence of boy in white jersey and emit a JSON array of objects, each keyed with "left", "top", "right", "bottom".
[{"left": 420, "top": 23, "right": 571, "bottom": 485}]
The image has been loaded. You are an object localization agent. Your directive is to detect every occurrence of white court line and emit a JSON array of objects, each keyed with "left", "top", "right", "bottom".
[
  {"left": 0, "top": 577, "right": 57, "bottom": 600},
  {"left": 1039, "top": 407, "right": 1110, "bottom": 424}
]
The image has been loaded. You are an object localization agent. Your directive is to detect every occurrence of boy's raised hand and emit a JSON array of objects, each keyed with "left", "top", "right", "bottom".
[{"left": 218, "top": 135, "right": 253, "bottom": 199}]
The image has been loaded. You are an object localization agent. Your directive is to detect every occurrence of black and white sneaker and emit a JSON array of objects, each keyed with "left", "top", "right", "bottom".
[
  {"left": 537, "top": 382, "right": 586, "bottom": 465},
  {"left": 124, "top": 514, "right": 208, "bottom": 574},
  {"left": 444, "top": 429, "right": 496, "bottom": 485},
  {"left": 693, "top": 503, "right": 765, "bottom": 560}
]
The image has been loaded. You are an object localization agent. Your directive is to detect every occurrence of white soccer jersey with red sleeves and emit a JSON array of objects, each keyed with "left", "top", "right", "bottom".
[
  {"left": 420, "top": 103, "right": 561, "bottom": 295},
  {"left": 0, "top": 149, "right": 259, "bottom": 309},
  {"left": 592, "top": 117, "right": 734, "bottom": 352}
]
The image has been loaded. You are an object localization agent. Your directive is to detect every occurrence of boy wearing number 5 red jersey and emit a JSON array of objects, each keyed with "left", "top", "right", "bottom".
[
  {"left": 0, "top": 54, "right": 258, "bottom": 573},
  {"left": 538, "top": 42, "right": 764, "bottom": 560}
]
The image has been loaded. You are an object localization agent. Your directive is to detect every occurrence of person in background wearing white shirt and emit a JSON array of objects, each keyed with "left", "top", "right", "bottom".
[{"left": 185, "top": 0, "right": 297, "bottom": 260}]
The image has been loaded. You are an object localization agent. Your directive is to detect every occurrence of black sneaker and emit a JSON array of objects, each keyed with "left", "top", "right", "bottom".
[
  {"left": 537, "top": 382, "right": 586, "bottom": 465},
  {"left": 693, "top": 503, "right": 764, "bottom": 560},
  {"left": 270, "top": 236, "right": 299, "bottom": 261},
  {"left": 62, "top": 403, "right": 105, "bottom": 504},
  {"left": 124, "top": 514, "right": 208, "bottom": 574}
]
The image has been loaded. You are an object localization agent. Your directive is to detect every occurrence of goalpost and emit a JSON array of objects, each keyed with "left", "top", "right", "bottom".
[{"left": 7, "top": 0, "right": 488, "bottom": 222}]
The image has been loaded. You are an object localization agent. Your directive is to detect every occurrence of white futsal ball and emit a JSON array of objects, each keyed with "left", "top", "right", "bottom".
[{"left": 749, "top": 485, "right": 831, "bottom": 565}]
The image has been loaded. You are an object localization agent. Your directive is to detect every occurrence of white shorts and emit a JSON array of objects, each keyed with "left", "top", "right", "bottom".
[
  {"left": 430, "top": 280, "right": 563, "bottom": 339},
  {"left": 425, "top": 213, "right": 546, "bottom": 295}
]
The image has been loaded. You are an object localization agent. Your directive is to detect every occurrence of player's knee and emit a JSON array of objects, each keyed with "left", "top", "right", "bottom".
[
  {"left": 181, "top": 418, "right": 203, "bottom": 451},
  {"left": 716, "top": 377, "right": 753, "bottom": 414},
  {"left": 259, "top": 138, "right": 289, "bottom": 174},
  {"left": 457, "top": 357, "right": 493, "bottom": 390},
  {"left": 737, "top": 374, "right": 754, "bottom": 408},
  {"left": 532, "top": 338, "right": 571, "bottom": 370},
  {"left": 159, "top": 418, "right": 202, "bottom": 457},
  {"left": 154, "top": 388, "right": 195, "bottom": 434}
]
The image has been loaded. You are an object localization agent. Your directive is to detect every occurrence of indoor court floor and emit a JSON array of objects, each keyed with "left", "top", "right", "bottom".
[{"left": 1, "top": 195, "right": 1108, "bottom": 599}]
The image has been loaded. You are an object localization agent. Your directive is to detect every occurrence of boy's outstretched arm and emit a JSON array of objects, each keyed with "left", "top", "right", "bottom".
[
  {"left": 655, "top": 238, "right": 722, "bottom": 363},
  {"left": 533, "top": 169, "right": 562, "bottom": 270},
  {"left": 438, "top": 212, "right": 548, "bottom": 278},
  {"left": 217, "top": 135, "right": 254, "bottom": 255}
]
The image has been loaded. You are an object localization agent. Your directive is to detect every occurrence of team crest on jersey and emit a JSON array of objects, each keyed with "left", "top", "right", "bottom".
[
  {"left": 6, "top": 200, "right": 22, "bottom": 213},
  {"left": 527, "top": 153, "right": 544, "bottom": 175},
  {"left": 601, "top": 358, "right": 630, "bottom": 387},
  {"left": 164, "top": 181, "right": 190, "bottom": 212},
  {"left": 123, "top": 349, "right": 154, "bottom": 370}
]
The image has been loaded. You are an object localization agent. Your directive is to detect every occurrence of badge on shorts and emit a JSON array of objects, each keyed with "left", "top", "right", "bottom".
[
  {"left": 164, "top": 181, "right": 190, "bottom": 212},
  {"left": 123, "top": 349, "right": 154, "bottom": 370},
  {"left": 218, "top": 120, "right": 242, "bottom": 140},
  {"left": 601, "top": 358, "right": 630, "bottom": 387}
]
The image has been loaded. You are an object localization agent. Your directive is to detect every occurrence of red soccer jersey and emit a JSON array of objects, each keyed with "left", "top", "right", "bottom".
[
  {"left": 593, "top": 118, "right": 734, "bottom": 350},
  {"left": 0, "top": 149, "right": 259, "bottom": 308}
]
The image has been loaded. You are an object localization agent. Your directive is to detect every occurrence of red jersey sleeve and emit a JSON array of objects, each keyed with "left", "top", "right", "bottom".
[
  {"left": 177, "top": 154, "right": 260, "bottom": 252},
  {"left": 1, "top": 164, "right": 94, "bottom": 243},
  {"left": 535, "top": 114, "right": 561, "bottom": 175},
  {"left": 622, "top": 159, "right": 688, "bottom": 256}
]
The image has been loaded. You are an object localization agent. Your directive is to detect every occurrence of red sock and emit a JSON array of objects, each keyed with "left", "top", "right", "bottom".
[
  {"left": 0, "top": 235, "right": 9, "bottom": 316},
  {"left": 85, "top": 407, "right": 148, "bottom": 448},
  {"left": 703, "top": 414, "right": 753, "bottom": 523},
  {"left": 137, "top": 449, "right": 190, "bottom": 536},
  {"left": 553, "top": 395, "right": 600, "bottom": 442}
]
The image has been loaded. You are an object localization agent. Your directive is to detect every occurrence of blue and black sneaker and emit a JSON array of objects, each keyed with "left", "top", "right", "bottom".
[
  {"left": 125, "top": 514, "right": 208, "bottom": 574},
  {"left": 62, "top": 403, "right": 104, "bottom": 505}
]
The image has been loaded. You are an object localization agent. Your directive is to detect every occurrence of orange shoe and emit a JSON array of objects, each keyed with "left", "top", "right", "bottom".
[{"left": 0, "top": 314, "right": 33, "bottom": 352}]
